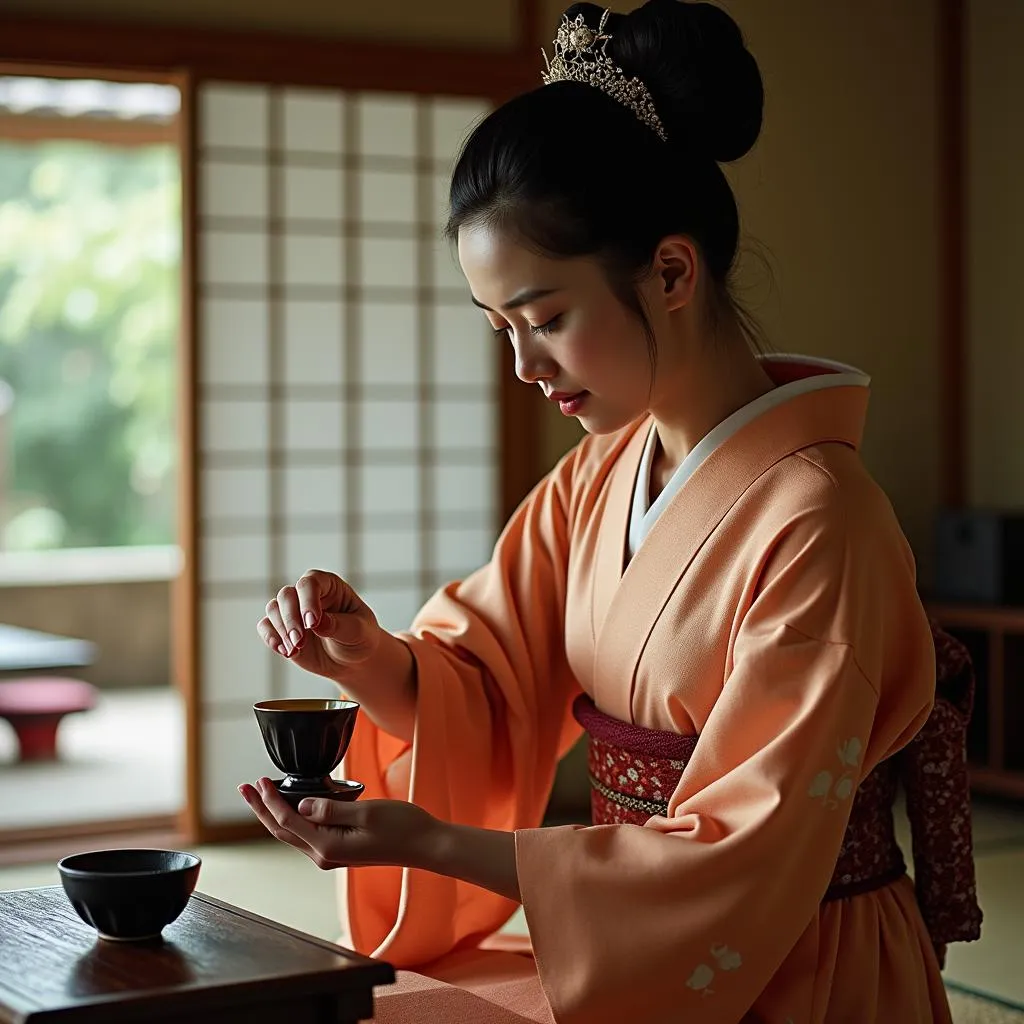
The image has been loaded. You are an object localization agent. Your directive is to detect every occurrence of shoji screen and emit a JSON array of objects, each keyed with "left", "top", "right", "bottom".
[{"left": 195, "top": 83, "right": 496, "bottom": 826}]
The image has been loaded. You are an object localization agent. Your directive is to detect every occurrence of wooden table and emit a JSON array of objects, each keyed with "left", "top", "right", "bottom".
[
  {"left": 0, "top": 625, "right": 96, "bottom": 676},
  {"left": 0, "top": 886, "right": 395, "bottom": 1023}
]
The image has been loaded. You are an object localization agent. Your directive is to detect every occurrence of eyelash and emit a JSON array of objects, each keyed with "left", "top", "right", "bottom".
[{"left": 492, "top": 314, "right": 563, "bottom": 338}]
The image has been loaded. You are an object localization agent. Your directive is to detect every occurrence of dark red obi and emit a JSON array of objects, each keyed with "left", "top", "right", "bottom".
[{"left": 571, "top": 621, "right": 983, "bottom": 960}]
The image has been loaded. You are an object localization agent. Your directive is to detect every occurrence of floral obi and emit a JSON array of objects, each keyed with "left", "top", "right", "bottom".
[{"left": 570, "top": 622, "right": 983, "bottom": 956}]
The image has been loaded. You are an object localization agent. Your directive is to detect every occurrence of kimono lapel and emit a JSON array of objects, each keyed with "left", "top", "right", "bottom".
[
  {"left": 591, "top": 385, "right": 869, "bottom": 722},
  {"left": 590, "top": 420, "right": 651, "bottom": 642}
]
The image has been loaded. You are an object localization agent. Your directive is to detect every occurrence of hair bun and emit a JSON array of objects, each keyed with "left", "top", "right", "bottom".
[{"left": 563, "top": 0, "right": 763, "bottom": 162}]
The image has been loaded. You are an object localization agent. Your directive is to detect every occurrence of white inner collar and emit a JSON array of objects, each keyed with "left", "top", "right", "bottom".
[{"left": 626, "top": 357, "right": 869, "bottom": 561}]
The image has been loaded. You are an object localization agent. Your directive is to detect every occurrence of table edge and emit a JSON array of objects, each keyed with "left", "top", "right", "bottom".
[{"left": 1, "top": 887, "right": 396, "bottom": 990}]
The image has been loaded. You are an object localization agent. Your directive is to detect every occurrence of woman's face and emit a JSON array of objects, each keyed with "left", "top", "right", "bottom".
[{"left": 457, "top": 222, "right": 663, "bottom": 435}]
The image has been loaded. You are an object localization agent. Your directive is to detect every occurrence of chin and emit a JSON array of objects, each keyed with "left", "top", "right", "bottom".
[{"left": 577, "top": 406, "right": 642, "bottom": 436}]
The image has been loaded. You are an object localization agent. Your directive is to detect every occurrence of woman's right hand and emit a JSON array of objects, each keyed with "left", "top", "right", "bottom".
[{"left": 257, "top": 570, "right": 382, "bottom": 682}]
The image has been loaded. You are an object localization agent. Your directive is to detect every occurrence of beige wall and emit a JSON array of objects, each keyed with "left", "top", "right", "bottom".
[
  {"left": 730, "top": 0, "right": 940, "bottom": 581},
  {"left": 967, "top": 0, "right": 1024, "bottom": 508},
  {"left": 2, "top": 0, "right": 518, "bottom": 46}
]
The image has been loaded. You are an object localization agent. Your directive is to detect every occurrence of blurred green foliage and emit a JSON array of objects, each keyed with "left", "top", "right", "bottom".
[{"left": 0, "top": 141, "right": 179, "bottom": 550}]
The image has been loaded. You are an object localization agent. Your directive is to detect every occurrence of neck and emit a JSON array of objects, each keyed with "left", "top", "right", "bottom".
[{"left": 649, "top": 330, "right": 774, "bottom": 472}]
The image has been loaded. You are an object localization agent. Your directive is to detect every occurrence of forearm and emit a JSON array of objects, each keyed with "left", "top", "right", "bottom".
[
  {"left": 332, "top": 631, "right": 418, "bottom": 744},
  {"left": 414, "top": 819, "right": 521, "bottom": 903}
]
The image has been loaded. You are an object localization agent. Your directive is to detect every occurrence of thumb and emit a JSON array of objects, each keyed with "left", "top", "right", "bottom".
[
  {"left": 312, "top": 609, "right": 372, "bottom": 645},
  {"left": 298, "top": 797, "right": 354, "bottom": 824}
]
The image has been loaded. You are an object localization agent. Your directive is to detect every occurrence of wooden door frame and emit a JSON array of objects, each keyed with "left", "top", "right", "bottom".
[
  {"left": 0, "top": 12, "right": 538, "bottom": 94},
  {"left": 0, "top": 60, "right": 189, "bottom": 858},
  {"left": 0, "top": 5, "right": 548, "bottom": 850},
  {"left": 938, "top": 0, "right": 967, "bottom": 507}
]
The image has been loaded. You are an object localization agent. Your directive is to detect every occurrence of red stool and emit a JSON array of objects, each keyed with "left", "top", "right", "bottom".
[{"left": 0, "top": 678, "right": 98, "bottom": 762}]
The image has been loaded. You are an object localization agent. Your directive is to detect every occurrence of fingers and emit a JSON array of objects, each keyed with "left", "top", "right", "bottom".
[
  {"left": 297, "top": 572, "right": 375, "bottom": 646},
  {"left": 295, "top": 570, "right": 330, "bottom": 629},
  {"left": 239, "top": 780, "right": 337, "bottom": 872},
  {"left": 297, "top": 797, "right": 358, "bottom": 826},
  {"left": 238, "top": 781, "right": 315, "bottom": 856},
  {"left": 257, "top": 617, "right": 285, "bottom": 656},
  {"left": 261, "top": 600, "right": 294, "bottom": 657},
  {"left": 273, "top": 585, "right": 304, "bottom": 651},
  {"left": 255, "top": 570, "right": 373, "bottom": 662},
  {"left": 261, "top": 579, "right": 310, "bottom": 656},
  {"left": 295, "top": 570, "right": 356, "bottom": 630}
]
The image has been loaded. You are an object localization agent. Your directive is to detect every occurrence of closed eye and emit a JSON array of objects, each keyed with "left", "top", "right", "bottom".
[
  {"left": 530, "top": 314, "right": 563, "bottom": 336},
  {"left": 489, "top": 314, "right": 562, "bottom": 339}
]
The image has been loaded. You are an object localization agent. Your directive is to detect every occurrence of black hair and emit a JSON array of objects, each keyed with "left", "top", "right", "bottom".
[{"left": 444, "top": 0, "right": 766, "bottom": 360}]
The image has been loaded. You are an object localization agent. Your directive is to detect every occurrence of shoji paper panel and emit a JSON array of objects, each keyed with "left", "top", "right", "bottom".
[{"left": 196, "top": 84, "right": 494, "bottom": 825}]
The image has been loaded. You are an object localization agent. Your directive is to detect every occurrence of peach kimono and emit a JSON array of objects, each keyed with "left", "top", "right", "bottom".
[{"left": 343, "top": 356, "right": 955, "bottom": 1023}]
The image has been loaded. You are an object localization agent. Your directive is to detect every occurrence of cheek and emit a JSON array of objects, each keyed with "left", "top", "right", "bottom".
[{"left": 570, "top": 319, "right": 652, "bottom": 394}]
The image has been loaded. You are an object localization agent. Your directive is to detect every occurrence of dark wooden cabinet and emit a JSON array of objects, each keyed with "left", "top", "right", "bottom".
[
  {"left": 927, "top": 602, "right": 1024, "bottom": 800},
  {"left": 0, "top": 887, "right": 394, "bottom": 1023}
]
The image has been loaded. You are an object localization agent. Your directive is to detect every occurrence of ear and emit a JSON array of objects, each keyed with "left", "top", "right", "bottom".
[{"left": 651, "top": 235, "right": 699, "bottom": 312}]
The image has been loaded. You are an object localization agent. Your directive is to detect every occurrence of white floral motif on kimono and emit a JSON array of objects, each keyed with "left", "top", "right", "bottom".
[
  {"left": 685, "top": 944, "right": 743, "bottom": 996},
  {"left": 808, "top": 737, "right": 862, "bottom": 810}
]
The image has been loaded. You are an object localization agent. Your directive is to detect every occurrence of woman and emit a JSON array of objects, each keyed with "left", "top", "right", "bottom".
[{"left": 241, "top": 2, "right": 980, "bottom": 1020}]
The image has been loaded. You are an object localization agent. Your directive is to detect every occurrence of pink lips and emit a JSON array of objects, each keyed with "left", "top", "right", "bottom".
[{"left": 547, "top": 391, "right": 588, "bottom": 416}]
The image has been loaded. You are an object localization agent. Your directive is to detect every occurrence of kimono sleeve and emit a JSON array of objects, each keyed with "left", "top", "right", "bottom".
[
  {"left": 514, "top": 501, "right": 936, "bottom": 1024},
  {"left": 343, "top": 446, "right": 584, "bottom": 965}
]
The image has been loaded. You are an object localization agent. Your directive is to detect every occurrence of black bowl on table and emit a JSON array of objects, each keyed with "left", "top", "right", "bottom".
[{"left": 57, "top": 848, "right": 201, "bottom": 942}]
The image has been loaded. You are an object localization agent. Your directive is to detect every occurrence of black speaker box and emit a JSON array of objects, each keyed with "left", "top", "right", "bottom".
[{"left": 934, "top": 508, "right": 1024, "bottom": 605}]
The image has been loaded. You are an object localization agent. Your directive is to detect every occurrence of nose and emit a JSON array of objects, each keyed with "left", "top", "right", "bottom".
[{"left": 512, "top": 332, "right": 557, "bottom": 385}]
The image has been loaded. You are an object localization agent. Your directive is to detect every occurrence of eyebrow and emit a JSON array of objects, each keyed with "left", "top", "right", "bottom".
[{"left": 470, "top": 287, "right": 560, "bottom": 313}]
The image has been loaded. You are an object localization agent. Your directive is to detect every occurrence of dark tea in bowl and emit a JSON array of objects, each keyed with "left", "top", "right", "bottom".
[{"left": 253, "top": 698, "right": 365, "bottom": 807}]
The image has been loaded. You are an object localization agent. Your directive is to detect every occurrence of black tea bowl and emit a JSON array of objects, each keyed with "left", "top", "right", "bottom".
[
  {"left": 57, "top": 848, "right": 201, "bottom": 942},
  {"left": 253, "top": 698, "right": 364, "bottom": 807}
]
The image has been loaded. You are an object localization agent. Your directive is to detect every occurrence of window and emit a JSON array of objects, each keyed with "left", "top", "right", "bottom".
[{"left": 0, "top": 77, "right": 180, "bottom": 552}]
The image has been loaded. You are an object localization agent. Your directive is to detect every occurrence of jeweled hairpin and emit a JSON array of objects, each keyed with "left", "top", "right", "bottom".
[{"left": 541, "top": 8, "right": 668, "bottom": 142}]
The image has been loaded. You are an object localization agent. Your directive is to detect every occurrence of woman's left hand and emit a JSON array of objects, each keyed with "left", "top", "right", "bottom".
[
  {"left": 239, "top": 777, "right": 522, "bottom": 902},
  {"left": 238, "top": 778, "right": 438, "bottom": 871}
]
